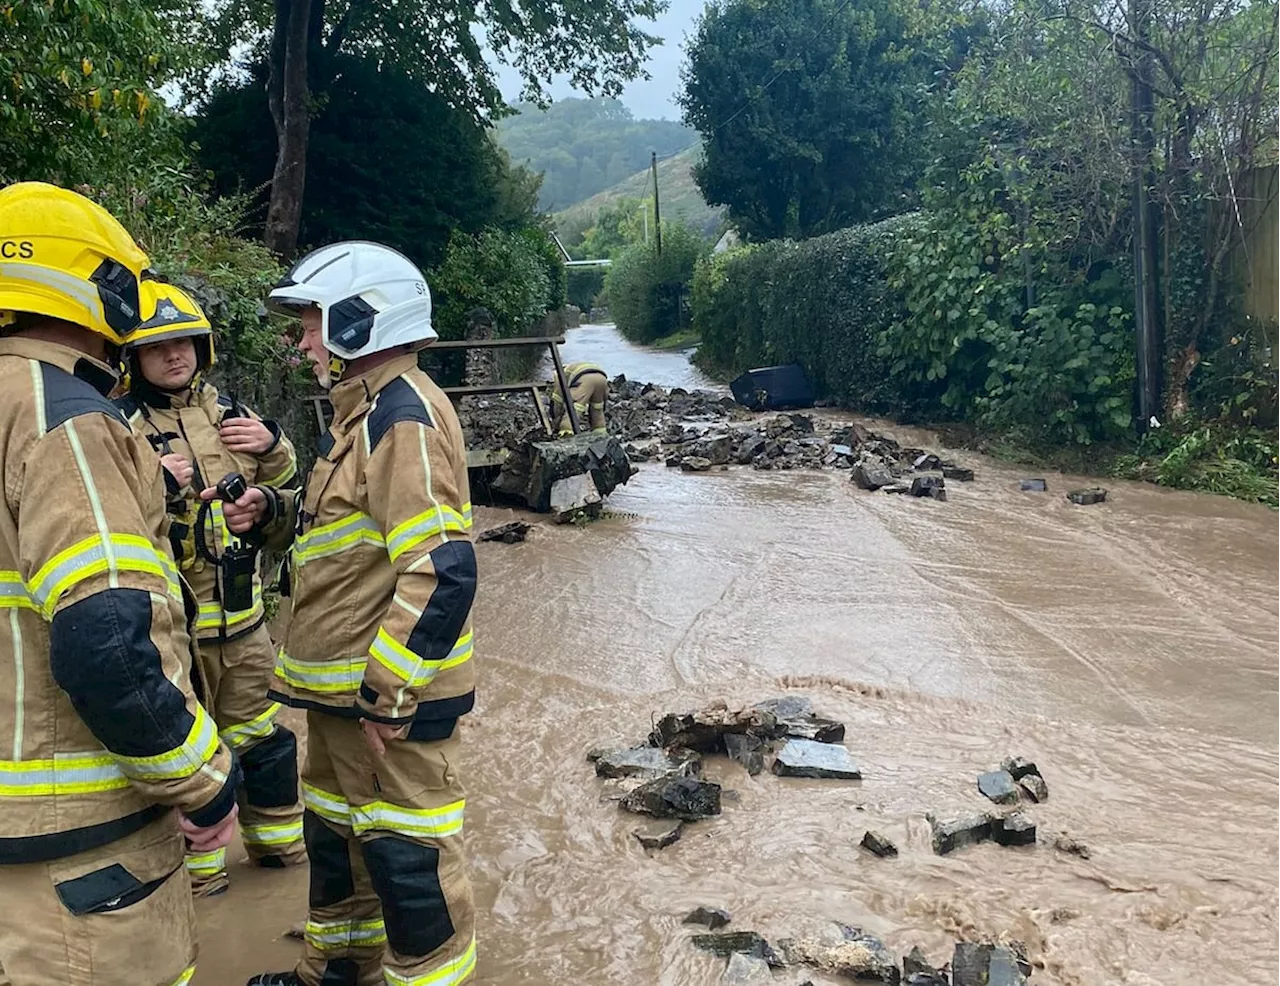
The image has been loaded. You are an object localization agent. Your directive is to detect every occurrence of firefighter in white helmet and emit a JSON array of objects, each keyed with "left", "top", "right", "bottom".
[
  {"left": 0, "top": 182, "right": 238, "bottom": 986},
  {"left": 115, "top": 279, "right": 306, "bottom": 896},
  {"left": 209, "top": 241, "right": 477, "bottom": 986}
]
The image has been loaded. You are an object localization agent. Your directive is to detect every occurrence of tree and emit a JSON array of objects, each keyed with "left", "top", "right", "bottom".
[
  {"left": 606, "top": 224, "right": 707, "bottom": 343},
  {"left": 200, "top": 0, "right": 667, "bottom": 255},
  {"left": 678, "top": 0, "right": 926, "bottom": 241},
  {"left": 194, "top": 58, "right": 544, "bottom": 272}
]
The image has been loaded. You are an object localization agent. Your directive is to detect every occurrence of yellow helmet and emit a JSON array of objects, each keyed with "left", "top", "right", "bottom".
[
  {"left": 127, "top": 280, "right": 216, "bottom": 370},
  {"left": 0, "top": 181, "right": 150, "bottom": 344}
]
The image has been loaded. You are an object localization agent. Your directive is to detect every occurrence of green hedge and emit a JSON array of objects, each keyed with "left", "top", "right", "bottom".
[
  {"left": 692, "top": 214, "right": 920, "bottom": 410},
  {"left": 606, "top": 225, "right": 707, "bottom": 344}
]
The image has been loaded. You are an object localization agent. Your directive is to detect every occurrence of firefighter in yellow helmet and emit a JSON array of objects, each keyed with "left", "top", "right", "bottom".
[
  {"left": 0, "top": 182, "right": 239, "bottom": 985},
  {"left": 549, "top": 360, "right": 608, "bottom": 435},
  {"left": 114, "top": 280, "right": 306, "bottom": 897}
]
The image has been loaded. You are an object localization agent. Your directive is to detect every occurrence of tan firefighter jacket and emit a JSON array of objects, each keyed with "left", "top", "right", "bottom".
[
  {"left": 114, "top": 380, "right": 298, "bottom": 641},
  {"left": 0, "top": 338, "right": 240, "bottom": 863},
  {"left": 259, "top": 353, "right": 476, "bottom": 729}
]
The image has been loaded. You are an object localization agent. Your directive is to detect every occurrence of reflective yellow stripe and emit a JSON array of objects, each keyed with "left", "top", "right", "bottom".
[
  {"left": 441, "top": 630, "right": 473, "bottom": 671},
  {"left": 261, "top": 457, "right": 298, "bottom": 488},
  {"left": 461, "top": 502, "right": 473, "bottom": 529},
  {"left": 293, "top": 512, "right": 385, "bottom": 567},
  {"left": 305, "top": 917, "right": 387, "bottom": 951},
  {"left": 350, "top": 798, "right": 465, "bottom": 839},
  {"left": 0, "top": 571, "right": 36, "bottom": 610},
  {"left": 302, "top": 782, "right": 351, "bottom": 826},
  {"left": 196, "top": 583, "right": 264, "bottom": 633},
  {"left": 386, "top": 508, "right": 468, "bottom": 563},
  {"left": 114, "top": 705, "right": 219, "bottom": 781},
  {"left": 368, "top": 628, "right": 472, "bottom": 689},
  {"left": 169, "top": 966, "right": 197, "bottom": 986},
  {"left": 275, "top": 650, "right": 367, "bottom": 694},
  {"left": 186, "top": 847, "right": 226, "bottom": 877},
  {"left": 26, "top": 534, "right": 182, "bottom": 617},
  {"left": 384, "top": 938, "right": 477, "bottom": 986},
  {"left": 0, "top": 751, "right": 129, "bottom": 796},
  {"left": 219, "top": 702, "right": 281, "bottom": 751},
  {"left": 241, "top": 818, "right": 304, "bottom": 848}
]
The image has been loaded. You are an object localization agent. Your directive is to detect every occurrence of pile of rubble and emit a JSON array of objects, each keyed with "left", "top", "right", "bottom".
[{"left": 684, "top": 912, "right": 1037, "bottom": 985}]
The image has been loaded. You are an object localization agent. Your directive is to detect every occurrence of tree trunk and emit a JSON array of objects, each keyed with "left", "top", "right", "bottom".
[{"left": 264, "top": 0, "right": 312, "bottom": 257}]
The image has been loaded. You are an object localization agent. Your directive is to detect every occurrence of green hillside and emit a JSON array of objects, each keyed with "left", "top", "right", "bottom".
[{"left": 553, "top": 146, "right": 725, "bottom": 245}]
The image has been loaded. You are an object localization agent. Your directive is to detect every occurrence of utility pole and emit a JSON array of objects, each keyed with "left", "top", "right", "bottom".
[
  {"left": 1131, "top": 0, "right": 1161, "bottom": 430},
  {"left": 652, "top": 151, "right": 663, "bottom": 256}
]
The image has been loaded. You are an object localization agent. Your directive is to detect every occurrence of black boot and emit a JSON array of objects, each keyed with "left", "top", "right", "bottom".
[{"left": 246, "top": 974, "right": 303, "bottom": 986}]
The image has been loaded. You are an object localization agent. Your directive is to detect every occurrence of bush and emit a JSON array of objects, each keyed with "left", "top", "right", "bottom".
[
  {"left": 691, "top": 215, "right": 919, "bottom": 410},
  {"left": 429, "top": 226, "right": 554, "bottom": 342},
  {"left": 606, "top": 224, "right": 707, "bottom": 344},
  {"left": 1113, "top": 424, "right": 1278, "bottom": 507}
]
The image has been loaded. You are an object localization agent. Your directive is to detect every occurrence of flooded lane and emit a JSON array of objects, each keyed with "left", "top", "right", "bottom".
[
  {"left": 551, "top": 322, "right": 724, "bottom": 392},
  {"left": 199, "top": 336, "right": 1278, "bottom": 986}
]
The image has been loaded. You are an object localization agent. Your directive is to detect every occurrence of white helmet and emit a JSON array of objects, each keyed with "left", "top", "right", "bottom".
[{"left": 268, "top": 241, "right": 436, "bottom": 371}]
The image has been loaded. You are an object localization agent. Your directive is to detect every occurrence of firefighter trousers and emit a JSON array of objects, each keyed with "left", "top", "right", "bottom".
[
  {"left": 0, "top": 813, "right": 197, "bottom": 986},
  {"left": 553, "top": 372, "right": 607, "bottom": 435},
  {"left": 188, "top": 623, "right": 305, "bottom": 894},
  {"left": 297, "top": 712, "right": 476, "bottom": 986}
]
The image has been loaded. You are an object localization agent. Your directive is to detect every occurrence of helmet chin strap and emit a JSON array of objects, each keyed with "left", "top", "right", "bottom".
[{"left": 327, "top": 353, "right": 347, "bottom": 385}]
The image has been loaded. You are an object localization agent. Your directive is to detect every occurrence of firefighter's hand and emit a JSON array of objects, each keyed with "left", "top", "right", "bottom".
[
  {"left": 179, "top": 803, "right": 239, "bottom": 852},
  {"left": 361, "top": 719, "right": 409, "bottom": 756},
  {"left": 219, "top": 417, "right": 275, "bottom": 454},
  {"left": 199, "top": 484, "right": 267, "bottom": 533},
  {"left": 160, "top": 453, "right": 193, "bottom": 489}
]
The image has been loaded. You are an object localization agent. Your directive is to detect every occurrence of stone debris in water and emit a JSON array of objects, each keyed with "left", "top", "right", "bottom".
[
  {"left": 943, "top": 464, "right": 975, "bottom": 482},
  {"left": 903, "top": 946, "right": 944, "bottom": 980},
  {"left": 684, "top": 906, "right": 733, "bottom": 930},
  {"left": 952, "top": 943, "right": 1029, "bottom": 986},
  {"left": 681, "top": 455, "right": 713, "bottom": 472},
  {"left": 1068, "top": 487, "right": 1108, "bottom": 505},
  {"left": 910, "top": 475, "right": 948, "bottom": 501},
  {"left": 632, "top": 818, "right": 683, "bottom": 849},
  {"left": 914, "top": 453, "right": 943, "bottom": 471},
  {"left": 1018, "top": 772, "right": 1049, "bottom": 803},
  {"left": 1001, "top": 756, "right": 1040, "bottom": 780},
  {"left": 492, "top": 431, "right": 631, "bottom": 513},
  {"left": 594, "top": 746, "right": 701, "bottom": 780},
  {"left": 692, "top": 932, "right": 783, "bottom": 967},
  {"left": 650, "top": 703, "right": 780, "bottom": 751},
  {"left": 549, "top": 473, "right": 602, "bottom": 523},
  {"left": 621, "top": 775, "right": 722, "bottom": 821},
  {"left": 852, "top": 458, "right": 896, "bottom": 491},
  {"left": 724, "top": 732, "right": 765, "bottom": 775},
  {"left": 929, "top": 811, "right": 995, "bottom": 855},
  {"left": 861, "top": 830, "right": 899, "bottom": 858},
  {"left": 1020, "top": 478, "right": 1048, "bottom": 492},
  {"left": 598, "top": 777, "right": 646, "bottom": 802},
  {"left": 753, "top": 697, "right": 845, "bottom": 743},
  {"left": 778, "top": 928, "right": 899, "bottom": 983},
  {"left": 978, "top": 770, "right": 1020, "bottom": 804},
  {"left": 754, "top": 696, "right": 814, "bottom": 719},
  {"left": 994, "top": 812, "right": 1037, "bottom": 847},
  {"left": 476, "top": 520, "right": 532, "bottom": 543},
  {"left": 723, "top": 952, "right": 773, "bottom": 986},
  {"left": 1053, "top": 833, "right": 1091, "bottom": 859},
  {"left": 772, "top": 739, "right": 862, "bottom": 780}
]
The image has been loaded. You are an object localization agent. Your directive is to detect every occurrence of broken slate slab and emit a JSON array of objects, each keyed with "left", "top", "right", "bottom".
[
  {"left": 994, "top": 812, "right": 1037, "bottom": 847},
  {"left": 549, "top": 473, "right": 602, "bottom": 523},
  {"left": 1018, "top": 772, "right": 1049, "bottom": 803},
  {"left": 723, "top": 952, "right": 773, "bottom": 986},
  {"left": 906, "top": 975, "right": 948, "bottom": 986},
  {"left": 632, "top": 818, "right": 683, "bottom": 849},
  {"left": 724, "top": 732, "right": 765, "bottom": 776},
  {"left": 692, "top": 932, "right": 783, "bottom": 967},
  {"left": 650, "top": 704, "right": 778, "bottom": 751},
  {"left": 621, "top": 775, "right": 722, "bottom": 821},
  {"left": 1053, "top": 833, "right": 1091, "bottom": 859},
  {"left": 929, "top": 811, "right": 994, "bottom": 855},
  {"left": 942, "top": 465, "right": 975, "bottom": 482},
  {"left": 595, "top": 745, "right": 700, "bottom": 780},
  {"left": 1068, "top": 487, "right": 1108, "bottom": 505},
  {"left": 909, "top": 475, "right": 947, "bottom": 500},
  {"left": 953, "top": 943, "right": 1028, "bottom": 986},
  {"left": 1020, "top": 478, "right": 1048, "bottom": 492},
  {"left": 754, "top": 696, "right": 814, "bottom": 720},
  {"left": 780, "top": 716, "right": 846, "bottom": 743},
  {"left": 684, "top": 906, "right": 732, "bottom": 930},
  {"left": 681, "top": 456, "right": 713, "bottom": 472},
  {"left": 1000, "top": 756, "right": 1039, "bottom": 780},
  {"left": 778, "top": 929, "right": 898, "bottom": 983},
  {"left": 914, "top": 453, "right": 943, "bottom": 471},
  {"left": 736, "top": 433, "right": 767, "bottom": 464},
  {"left": 903, "top": 946, "right": 943, "bottom": 979},
  {"left": 988, "top": 946, "right": 1030, "bottom": 985},
  {"left": 852, "top": 459, "right": 896, "bottom": 490},
  {"left": 978, "top": 770, "right": 1019, "bottom": 805},
  {"left": 860, "top": 830, "right": 899, "bottom": 858},
  {"left": 772, "top": 739, "right": 861, "bottom": 780},
  {"left": 476, "top": 521, "right": 532, "bottom": 543}
]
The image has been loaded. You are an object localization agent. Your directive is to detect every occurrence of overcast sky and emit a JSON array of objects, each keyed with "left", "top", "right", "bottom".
[{"left": 495, "top": 0, "right": 704, "bottom": 121}]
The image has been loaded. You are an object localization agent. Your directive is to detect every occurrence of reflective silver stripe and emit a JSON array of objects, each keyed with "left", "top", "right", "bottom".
[
  {"left": 115, "top": 705, "right": 219, "bottom": 781},
  {"left": 293, "top": 513, "right": 385, "bottom": 567},
  {"left": 219, "top": 702, "right": 281, "bottom": 750},
  {"left": 275, "top": 651, "right": 367, "bottom": 694},
  {"left": 305, "top": 917, "right": 387, "bottom": 950},
  {"left": 302, "top": 782, "right": 351, "bottom": 826},
  {"left": 0, "top": 573, "right": 35, "bottom": 610},
  {"left": 383, "top": 937, "right": 477, "bottom": 986},
  {"left": 385, "top": 509, "right": 467, "bottom": 562},
  {"left": 241, "top": 818, "right": 303, "bottom": 847},
  {"left": 186, "top": 848, "right": 226, "bottom": 876},
  {"left": 0, "top": 751, "right": 129, "bottom": 795},
  {"left": 27, "top": 535, "right": 179, "bottom": 616},
  {"left": 350, "top": 798, "right": 465, "bottom": 839}
]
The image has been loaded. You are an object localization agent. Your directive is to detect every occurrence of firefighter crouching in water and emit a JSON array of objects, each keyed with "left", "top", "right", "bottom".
[
  {"left": 549, "top": 360, "right": 608, "bottom": 435},
  {"left": 0, "top": 182, "right": 240, "bottom": 985},
  {"left": 209, "top": 241, "right": 478, "bottom": 986},
  {"left": 114, "top": 280, "right": 306, "bottom": 896}
]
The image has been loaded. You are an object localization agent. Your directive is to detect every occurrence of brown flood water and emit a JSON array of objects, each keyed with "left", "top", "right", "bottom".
[{"left": 198, "top": 329, "right": 1279, "bottom": 986}]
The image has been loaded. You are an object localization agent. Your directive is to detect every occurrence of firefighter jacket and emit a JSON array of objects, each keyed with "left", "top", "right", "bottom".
[
  {"left": 114, "top": 381, "right": 298, "bottom": 642},
  {"left": 260, "top": 353, "right": 476, "bottom": 730},
  {"left": 0, "top": 338, "right": 240, "bottom": 864}
]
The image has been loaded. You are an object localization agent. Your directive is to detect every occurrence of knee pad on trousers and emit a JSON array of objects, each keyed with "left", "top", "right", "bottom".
[
  {"left": 319, "top": 957, "right": 360, "bottom": 986},
  {"left": 305, "top": 810, "right": 355, "bottom": 908},
  {"left": 240, "top": 725, "right": 299, "bottom": 809},
  {"left": 361, "top": 836, "right": 454, "bottom": 958}
]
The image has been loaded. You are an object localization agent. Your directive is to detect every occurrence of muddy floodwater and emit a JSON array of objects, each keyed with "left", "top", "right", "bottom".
[{"left": 198, "top": 328, "right": 1279, "bottom": 986}]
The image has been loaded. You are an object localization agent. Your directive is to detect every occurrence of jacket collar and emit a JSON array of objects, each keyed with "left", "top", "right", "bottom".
[
  {"left": 0, "top": 337, "right": 119, "bottom": 396},
  {"left": 328, "top": 353, "right": 419, "bottom": 428}
]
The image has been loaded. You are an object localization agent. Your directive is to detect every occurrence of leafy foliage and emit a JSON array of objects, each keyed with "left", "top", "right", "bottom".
[
  {"left": 606, "top": 225, "right": 708, "bottom": 344},
  {"left": 679, "top": 0, "right": 927, "bottom": 240},
  {"left": 692, "top": 216, "right": 915, "bottom": 409},
  {"left": 194, "top": 59, "right": 544, "bottom": 272},
  {"left": 428, "top": 227, "right": 556, "bottom": 343},
  {"left": 1114, "top": 424, "right": 1278, "bottom": 506},
  {"left": 496, "top": 98, "right": 694, "bottom": 211}
]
